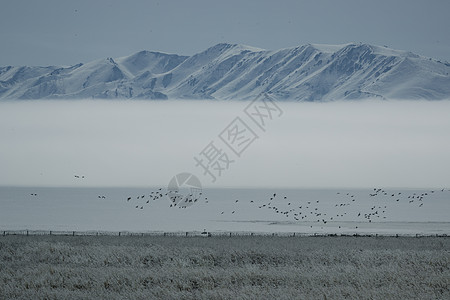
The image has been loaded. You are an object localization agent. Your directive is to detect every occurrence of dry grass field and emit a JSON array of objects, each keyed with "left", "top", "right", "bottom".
[{"left": 0, "top": 235, "right": 449, "bottom": 299}]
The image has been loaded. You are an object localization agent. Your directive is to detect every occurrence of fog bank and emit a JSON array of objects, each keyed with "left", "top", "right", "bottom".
[{"left": 0, "top": 99, "right": 449, "bottom": 188}]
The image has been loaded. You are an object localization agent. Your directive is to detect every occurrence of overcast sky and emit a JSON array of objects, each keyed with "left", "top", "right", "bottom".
[{"left": 1, "top": 0, "right": 450, "bottom": 66}]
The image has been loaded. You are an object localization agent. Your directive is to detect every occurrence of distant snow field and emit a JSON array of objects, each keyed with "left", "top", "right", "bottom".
[{"left": 0, "top": 100, "right": 449, "bottom": 234}]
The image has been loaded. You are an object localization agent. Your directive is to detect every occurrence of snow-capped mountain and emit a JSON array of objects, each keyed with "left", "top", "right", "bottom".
[{"left": 1, "top": 43, "right": 450, "bottom": 100}]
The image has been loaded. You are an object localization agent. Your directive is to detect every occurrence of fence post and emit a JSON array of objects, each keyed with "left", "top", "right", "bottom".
[
  {"left": 118, "top": 232, "right": 121, "bottom": 237},
  {"left": 49, "top": 231, "right": 52, "bottom": 235},
  {"left": 186, "top": 232, "right": 188, "bottom": 237},
  {"left": 3, "top": 231, "right": 5, "bottom": 236},
  {"left": 27, "top": 230, "right": 29, "bottom": 236}
]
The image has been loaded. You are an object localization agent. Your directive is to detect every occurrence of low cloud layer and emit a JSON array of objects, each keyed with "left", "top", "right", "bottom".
[{"left": 0, "top": 99, "right": 449, "bottom": 188}]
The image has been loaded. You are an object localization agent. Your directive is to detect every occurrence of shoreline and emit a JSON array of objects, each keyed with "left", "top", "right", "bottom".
[{"left": 1, "top": 229, "right": 449, "bottom": 238}]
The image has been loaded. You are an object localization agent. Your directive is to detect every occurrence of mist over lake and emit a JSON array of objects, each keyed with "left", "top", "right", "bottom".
[{"left": 0, "top": 99, "right": 449, "bottom": 189}]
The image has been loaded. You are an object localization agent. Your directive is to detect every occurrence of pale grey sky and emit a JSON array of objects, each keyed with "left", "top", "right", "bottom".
[{"left": 1, "top": 0, "right": 450, "bottom": 66}]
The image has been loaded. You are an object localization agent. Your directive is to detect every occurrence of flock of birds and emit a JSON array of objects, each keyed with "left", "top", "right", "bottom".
[
  {"left": 28, "top": 177, "right": 447, "bottom": 231},
  {"left": 123, "top": 187, "right": 449, "bottom": 229},
  {"left": 218, "top": 188, "right": 449, "bottom": 227},
  {"left": 212, "top": 192, "right": 349, "bottom": 228},
  {"left": 124, "top": 188, "right": 208, "bottom": 210}
]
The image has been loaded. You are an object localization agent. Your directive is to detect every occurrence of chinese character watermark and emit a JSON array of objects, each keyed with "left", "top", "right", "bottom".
[
  {"left": 193, "top": 141, "right": 235, "bottom": 183},
  {"left": 244, "top": 94, "right": 283, "bottom": 131},
  {"left": 219, "top": 117, "right": 258, "bottom": 157},
  {"left": 167, "top": 93, "right": 283, "bottom": 207},
  {"left": 194, "top": 93, "right": 282, "bottom": 183}
]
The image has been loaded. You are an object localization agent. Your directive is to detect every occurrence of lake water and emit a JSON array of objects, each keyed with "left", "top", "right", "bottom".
[{"left": 1, "top": 186, "right": 449, "bottom": 235}]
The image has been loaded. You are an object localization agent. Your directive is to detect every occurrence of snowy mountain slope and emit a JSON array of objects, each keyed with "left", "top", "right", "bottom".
[{"left": 1, "top": 43, "right": 449, "bottom": 100}]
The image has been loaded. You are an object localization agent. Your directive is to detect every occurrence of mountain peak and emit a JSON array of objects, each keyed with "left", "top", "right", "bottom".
[
  {"left": 205, "top": 43, "right": 265, "bottom": 54},
  {"left": 1, "top": 43, "right": 449, "bottom": 100},
  {"left": 308, "top": 43, "right": 354, "bottom": 53}
]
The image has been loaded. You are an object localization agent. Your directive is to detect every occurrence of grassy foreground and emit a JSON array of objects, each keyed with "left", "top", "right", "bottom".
[{"left": 0, "top": 235, "right": 449, "bottom": 300}]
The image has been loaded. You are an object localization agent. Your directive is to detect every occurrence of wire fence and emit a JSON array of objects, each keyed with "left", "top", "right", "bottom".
[{"left": 1, "top": 230, "right": 448, "bottom": 238}]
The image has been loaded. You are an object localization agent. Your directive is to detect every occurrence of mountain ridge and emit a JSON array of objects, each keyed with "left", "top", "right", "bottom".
[{"left": 1, "top": 43, "right": 449, "bottom": 100}]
